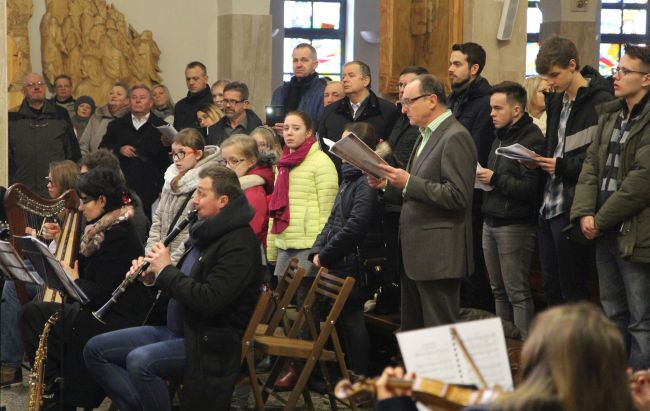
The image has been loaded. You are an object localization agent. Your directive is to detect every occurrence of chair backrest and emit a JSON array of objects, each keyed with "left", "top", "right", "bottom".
[
  {"left": 241, "top": 286, "right": 274, "bottom": 364},
  {"left": 263, "top": 257, "right": 305, "bottom": 336},
  {"left": 287, "top": 268, "right": 355, "bottom": 346}
]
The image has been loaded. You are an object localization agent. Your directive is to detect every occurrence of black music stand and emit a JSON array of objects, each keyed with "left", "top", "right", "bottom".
[
  {"left": 14, "top": 235, "right": 89, "bottom": 410},
  {"left": 0, "top": 240, "right": 44, "bottom": 285}
]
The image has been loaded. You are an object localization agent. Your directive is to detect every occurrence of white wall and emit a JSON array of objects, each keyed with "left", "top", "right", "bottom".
[{"left": 26, "top": 0, "right": 270, "bottom": 101}]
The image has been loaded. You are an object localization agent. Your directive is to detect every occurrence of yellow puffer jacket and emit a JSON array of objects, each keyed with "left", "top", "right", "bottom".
[{"left": 267, "top": 143, "right": 338, "bottom": 262}]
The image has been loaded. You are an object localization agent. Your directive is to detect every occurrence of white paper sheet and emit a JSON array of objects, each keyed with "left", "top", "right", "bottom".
[
  {"left": 495, "top": 143, "right": 539, "bottom": 161},
  {"left": 475, "top": 163, "right": 494, "bottom": 191}
]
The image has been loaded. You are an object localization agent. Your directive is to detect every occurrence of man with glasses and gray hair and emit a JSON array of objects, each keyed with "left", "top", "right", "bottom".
[
  {"left": 368, "top": 74, "right": 476, "bottom": 330},
  {"left": 205, "top": 81, "right": 263, "bottom": 146},
  {"left": 8, "top": 72, "right": 80, "bottom": 197}
]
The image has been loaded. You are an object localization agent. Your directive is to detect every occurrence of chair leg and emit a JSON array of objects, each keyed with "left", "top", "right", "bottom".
[
  {"left": 246, "top": 350, "right": 265, "bottom": 411},
  {"left": 262, "top": 356, "right": 287, "bottom": 402},
  {"left": 302, "top": 389, "right": 314, "bottom": 411},
  {"left": 330, "top": 328, "right": 357, "bottom": 411},
  {"left": 284, "top": 355, "right": 319, "bottom": 410}
]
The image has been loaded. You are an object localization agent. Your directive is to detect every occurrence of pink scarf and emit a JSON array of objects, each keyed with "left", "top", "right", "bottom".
[{"left": 269, "top": 137, "right": 316, "bottom": 234}]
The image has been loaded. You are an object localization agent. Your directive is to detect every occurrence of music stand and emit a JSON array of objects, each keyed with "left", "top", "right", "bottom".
[
  {"left": 13, "top": 235, "right": 89, "bottom": 410},
  {"left": 0, "top": 241, "right": 44, "bottom": 286}
]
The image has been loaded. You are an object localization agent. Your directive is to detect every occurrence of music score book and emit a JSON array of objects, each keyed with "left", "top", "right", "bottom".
[
  {"left": 396, "top": 317, "right": 514, "bottom": 392},
  {"left": 326, "top": 133, "right": 388, "bottom": 179}
]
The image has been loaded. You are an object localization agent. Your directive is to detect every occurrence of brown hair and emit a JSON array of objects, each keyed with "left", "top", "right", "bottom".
[
  {"left": 221, "top": 134, "right": 260, "bottom": 166},
  {"left": 198, "top": 165, "right": 242, "bottom": 200},
  {"left": 284, "top": 110, "right": 314, "bottom": 135},
  {"left": 493, "top": 303, "right": 635, "bottom": 411},
  {"left": 251, "top": 126, "right": 282, "bottom": 160},
  {"left": 535, "top": 35, "right": 580, "bottom": 75},
  {"left": 171, "top": 128, "right": 206, "bottom": 191},
  {"left": 49, "top": 160, "right": 80, "bottom": 195}
]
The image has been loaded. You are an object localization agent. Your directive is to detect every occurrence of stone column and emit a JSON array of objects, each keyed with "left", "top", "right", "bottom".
[
  {"left": 217, "top": 8, "right": 272, "bottom": 119},
  {"left": 463, "top": 0, "right": 528, "bottom": 85},
  {"left": 1, "top": 0, "right": 7, "bottom": 187},
  {"left": 539, "top": 0, "right": 600, "bottom": 68}
]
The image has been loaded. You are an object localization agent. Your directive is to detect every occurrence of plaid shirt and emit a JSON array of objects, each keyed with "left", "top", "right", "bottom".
[{"left": 541, "top": 93, "right": 573, "bottom": 219}]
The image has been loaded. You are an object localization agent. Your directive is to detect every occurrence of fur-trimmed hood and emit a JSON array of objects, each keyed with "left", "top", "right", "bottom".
[{"left": 162, "top": 145, "right": 223, "bottom": 195}]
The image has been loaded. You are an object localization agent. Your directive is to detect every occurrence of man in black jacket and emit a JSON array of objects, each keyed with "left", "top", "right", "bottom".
[
  {"left": 319, "top": 60, "right": 399, "bottom": 173},
  {"left": 174, "top": 61, "right": 214, "bottom": 130},
  {"left": 476, "top": 82, "right": 545, "bottom": 337},
  {"left": 447, "top": 42, "right": 495, "bottom": 312},
  {"left": 9, "top": 72, "right": 80, "bottom": 197},
  {"left": 205, "top": 81, "right": 263, "bottom": 146},
  {"left": 531, "top": 36, "right": 614, "bottom": 305},
  {"left": 99, "top": 85, "right": 170, "bottom": 220},
  {"left": 83, "top": 166, "right": 261, "bottom": 411}
]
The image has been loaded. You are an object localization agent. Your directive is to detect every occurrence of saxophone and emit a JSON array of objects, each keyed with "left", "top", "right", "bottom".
[{"left": 28, "top": 312, "right": 60, "bottom": 411}]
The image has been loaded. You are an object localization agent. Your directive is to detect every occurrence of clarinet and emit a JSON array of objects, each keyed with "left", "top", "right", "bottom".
[{"left": 92, "top": 208, "right": 198, "bottom": 323}]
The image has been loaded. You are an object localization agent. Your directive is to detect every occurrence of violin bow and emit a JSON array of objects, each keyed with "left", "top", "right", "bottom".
[{"left": 450, "top": 327, "right": 488, "bottom": 389}]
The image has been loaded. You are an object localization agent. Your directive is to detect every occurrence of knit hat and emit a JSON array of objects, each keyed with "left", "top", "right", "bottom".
[{"left": 75, "top": 95, "right": 96, "bottom": 115}]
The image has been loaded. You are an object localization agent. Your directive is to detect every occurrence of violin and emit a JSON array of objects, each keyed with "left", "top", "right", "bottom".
[{"left": 335, "top": 376, "right": 505, "bottom": 410}]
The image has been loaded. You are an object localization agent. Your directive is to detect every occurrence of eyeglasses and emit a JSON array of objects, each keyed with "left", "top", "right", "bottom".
[
  {"left": 44, "top": 176, "right": 53, "bottom": 184},
  {"left": 400, "top": 94, "right": 432, "bottom": 107},
  {"left": 225, "top": 158, "right": 247, "bottom": 167},
  {"left": 611, "top": 66, "right": 649, "bottom": 77},
  {"left": 223, "top": 99, "right": 245, "bottom": 106},
  {"left": 79, "top": 196, "right": 96, "bottom": 205},
  {"left": 25, "top": 81, "right": 44, "bottom": 88},
  {"left": 170, "top": 149, "right": 196, "bottom": 161}
]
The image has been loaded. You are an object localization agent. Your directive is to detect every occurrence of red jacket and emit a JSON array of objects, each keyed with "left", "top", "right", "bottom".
[{"left": 242, "top": 165, "right": 274, "bottom": 246}]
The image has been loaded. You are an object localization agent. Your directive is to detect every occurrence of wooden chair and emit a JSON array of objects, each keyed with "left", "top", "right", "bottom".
[
  {"left": 256, "top": 257, "right": 305, "bottom": 338},
  {"left": 245, "top": 268, "right": 357, "bottom": 411}
]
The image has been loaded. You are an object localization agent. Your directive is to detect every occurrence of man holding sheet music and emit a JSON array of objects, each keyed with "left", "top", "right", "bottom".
[{"left": 368, "top": 74, "right": 476, "bottom": 330}]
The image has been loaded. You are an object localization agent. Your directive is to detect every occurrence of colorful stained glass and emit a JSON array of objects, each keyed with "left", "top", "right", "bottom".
[
  {"left": 601, "top": 9, "right": 623, "bottom": 34},
  {"left": 623, "top": 9, "right": 646, "bottom": 34},
  {"left": 284, "top": 1, "right": 312, "bottom": 29},
  {"left": 313, "top": 2, "right": 341, "bottom": 29},
  {"left": 526, "top": 42, "right": 540, "bottom": 76},
  {"left": 312, "top": 39, "right": 342, "bottom": 74},
  {"left": 599, "top": 43, "right": 621, "bottom": 75}
]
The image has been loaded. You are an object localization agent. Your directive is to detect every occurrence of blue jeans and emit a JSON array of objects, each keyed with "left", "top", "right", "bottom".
[
  {"left": 597, "top": 232, "right": 650, "bottom": 370},
  {"left": 1, "top": 280, "right": 41, "bottom": 367},
  {"left": 482, "top": 223, "right": 536, "bottom": 337},
  {"left": 83, "top": 326, "right": 185, "bottom": 411}
]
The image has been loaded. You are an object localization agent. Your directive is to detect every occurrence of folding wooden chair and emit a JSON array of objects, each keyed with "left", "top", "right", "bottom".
[
  {"left": 256, "top": 257, "right": 306, "bottom": 338},
  {"left": 246, "top": 268, "right": 358, "bottom": 411}
]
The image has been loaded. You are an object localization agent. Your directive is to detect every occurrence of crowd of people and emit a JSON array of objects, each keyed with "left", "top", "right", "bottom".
[{"left": 3, "top": 35, "right": 650, "bottom": 410}]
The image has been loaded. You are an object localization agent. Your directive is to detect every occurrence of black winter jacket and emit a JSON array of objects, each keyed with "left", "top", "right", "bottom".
[
  {"left": 310, "top": 165, "right": 379, "bottom": 274},
  {"left": 99, "top": 113, "right": 170, "bottom": 217},
  {"left": 482, "top": 113, "right": 545, "bottom": 226},
  {"left": 204, "top": 109, "right": 263, "bottom": 146},
  {"left": 387, "top": 107, "right": 420, "bottom": 168},
  {"left": 9, "top": 100, "right": 80, "bottom": 197},
  {"left": 447, "top": 75, "right": 495, "bottom": 166},
  {"left": 542, "top": 65, "right": 614, "bottom": 209},
  {"left": 173, "top": 86, "right": 214, "bottom": 130},
  {"left": 155, "top": 193, "right": 261, "bottom": 410},
  {"left": 318, "top": 90, "right": 399, "bottom": 172}
]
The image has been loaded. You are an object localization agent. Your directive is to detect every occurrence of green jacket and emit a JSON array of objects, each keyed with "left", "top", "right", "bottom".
[
  {"left": 267, "top": 143, "right": 338, "bottom": 262},
  {"left": 571, "top": 97, "right": 650, "bottom": 262}
]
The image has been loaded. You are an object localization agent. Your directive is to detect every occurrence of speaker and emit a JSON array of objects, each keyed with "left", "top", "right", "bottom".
[{"left": 497, "top": 0, "right": 520, "bottom": 41}]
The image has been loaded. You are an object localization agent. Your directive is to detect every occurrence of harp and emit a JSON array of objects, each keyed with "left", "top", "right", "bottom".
[{"left": 3, "top": 184, "right": 82, "bottom": 303}]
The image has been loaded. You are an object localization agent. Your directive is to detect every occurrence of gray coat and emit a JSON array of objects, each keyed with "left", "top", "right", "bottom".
[
  {"left": 78, "top": 104, "right": 129, "bottom": 155},
  {"left": 384, "top": 114, "right": 476, "bottom": 281}
]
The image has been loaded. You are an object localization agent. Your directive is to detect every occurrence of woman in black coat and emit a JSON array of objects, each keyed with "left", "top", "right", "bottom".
[
  {"left": 20, "top": 167, "right": 154, "bottom": 410},
  {"left": 310, "top": 122, "right": 381, "bottom": 376}
]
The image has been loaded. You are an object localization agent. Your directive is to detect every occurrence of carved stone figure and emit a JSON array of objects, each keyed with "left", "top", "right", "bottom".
[
  {"left": 39, "top": 0, "right": 164, "bottom": 105},
  {"left": 7, "top": 0, "right": 33, "bottom": 108}
]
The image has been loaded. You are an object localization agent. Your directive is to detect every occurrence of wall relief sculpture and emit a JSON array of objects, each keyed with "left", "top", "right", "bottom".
[
  {"left": 7, "top": 0, "right": 34, "bottom": 109},
  {"left": 41, "top": 0, "right": 164, "bottom": 105}
]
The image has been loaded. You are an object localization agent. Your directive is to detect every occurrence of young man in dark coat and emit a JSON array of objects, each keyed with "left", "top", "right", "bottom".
[
  {"left": 318, "top": 60, "right": 399, "bottom": 173},
  {"left": 205, "top": 81, "right": 263, "bottom": 146},
  {"left": 476, "top": 82, "right": 545, "bottom": 338},
  {"left": 447, "top": 42, "right": 495, "bottom": 313},
  {"left": 174, "top": 61, "right": 214, "bottom": 130},
  {"left": 99, "top": 85, "right": 170, "bottom": 220},
  {"left": 84, "top": 165, "right": 262, "bottom": 411},
  {"left": 530, "top": 36, "right": 614, "bottom": 306}
]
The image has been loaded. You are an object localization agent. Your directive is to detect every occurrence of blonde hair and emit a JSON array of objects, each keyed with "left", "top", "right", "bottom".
[
  {"left": 523, "top": 76, "right": 544, "bottom": 115},
  {"left": 152, "top": 84, "right": 175, "bottom": 109},
  {"left": 494, "top": 303, "right": 634, "bottom": 411},
  {"left": 250, "top": 126, "right": 282, "bottom": 160},
  {"left": 197, "top": 103, "right": 223, "bottom": 124},
  {"left": 49, "top": 160, "right": 80, "bottom": 196},
  {"left": 221, "top": 134, "right": 260, "bottom": 165},
  {"left": 171, "top": 128, "right": 205, "bottom": 191}
]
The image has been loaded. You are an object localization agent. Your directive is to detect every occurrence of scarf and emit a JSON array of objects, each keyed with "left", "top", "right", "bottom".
[
  {"left": 286, "top": 72, "right": 318, "bottom": 111},
  {"left": 79, "top": 206, "right": 134, "bottom": 257},
  {"left": 269, "top": 137, "right": 316, "bottom": 234}
]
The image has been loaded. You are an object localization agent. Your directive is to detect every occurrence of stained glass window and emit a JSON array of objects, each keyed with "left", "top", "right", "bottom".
[
  {"left": 526, "top": 0, "right": 649, "bottom": 77},
  {"left": 283, "top": 0, "right": 346, "bottom": 80}
]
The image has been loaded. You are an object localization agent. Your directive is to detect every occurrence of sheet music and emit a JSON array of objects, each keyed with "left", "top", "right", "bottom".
[
  {"left": 397, "top": 317, "right": 514, "bottom": 392},
  {"left": 0, "top": 241, "right": 44, "bottom": 285},
  {"left": 495, "top": 143, "right": 539, "bottom": 162},
  {"left": 475, "top": 163, "right": 494, "bottom": 191},
  {"left": 328, "top": 133, "right": 388, "bottom": 179}
]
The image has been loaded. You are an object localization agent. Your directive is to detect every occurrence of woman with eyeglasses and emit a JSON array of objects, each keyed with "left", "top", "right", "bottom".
[
  {"left": 221, "top": 134, "right": 275, "bottom": 246},
  {"left": 19, "top": 167, "right": 155, "bottom": 410},
  {"left": 145, "top": 128, "right": 222, "bottom": 266}
]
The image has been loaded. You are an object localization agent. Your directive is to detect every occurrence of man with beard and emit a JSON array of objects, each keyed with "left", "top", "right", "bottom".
[
  {"left": 447, "top": 42, "right": 495, "bottom": 312},
  {"left": 204, "top": 81, "right": 263, "bottom": 146},
  {"left": 271, "top": 43, "right": 325, "bottom": 133},
  {"left": 174, "top": 61, "right": 214, "bottom": 130},
  {"left": 9, "top": 72, "right": 80, "bottom": 197}
]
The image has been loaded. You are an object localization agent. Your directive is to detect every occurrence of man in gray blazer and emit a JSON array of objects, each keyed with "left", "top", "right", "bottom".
[{"left": 369, "top": 74, "right": 476, "bottom": 330}]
